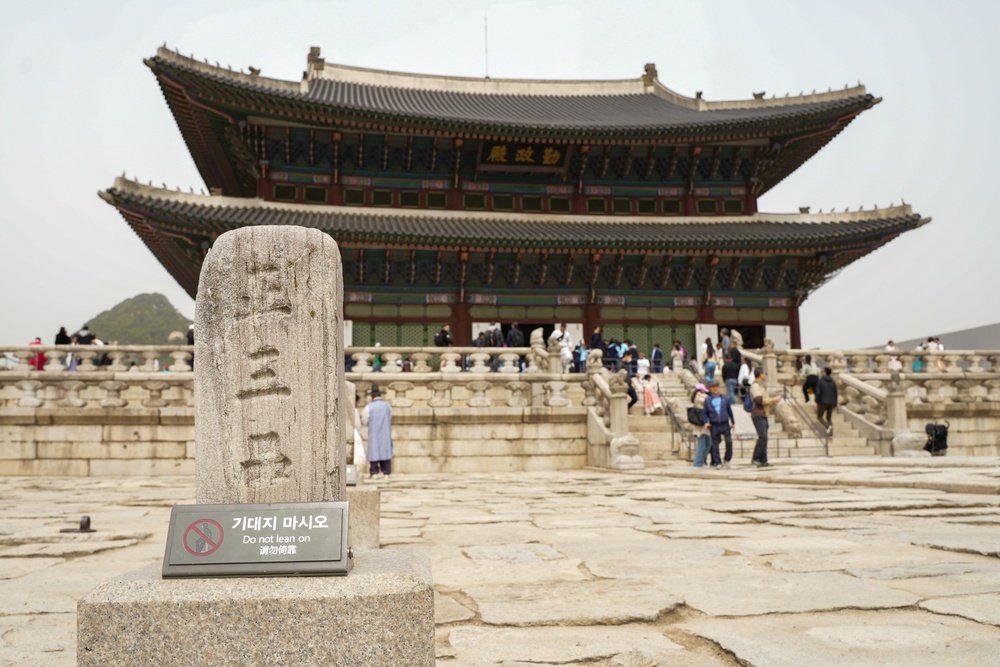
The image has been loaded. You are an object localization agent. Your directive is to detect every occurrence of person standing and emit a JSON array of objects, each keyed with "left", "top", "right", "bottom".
[
  {"left": 737, "top": 358, "right": 753, "bottom": 398},
  {"left": 505, "top": 322, "right": 525, "bottom": 348},
  {"left": 434, "top": 324, "right": 452, "bottom": 347},
  {"left": 750, "top": 368, "right": 781, "bottom": 467},
  {"left": 702, "top": 381, "right": 736, "bottom": 468},
  {"left": 362, "top": 385, "right": 393, "bottom": 480},
  {"left": 626, "top": 340, "right": 639, "bottom": 375},
  {"left": 690, "top": 384, "right": 711, "bottom": 467},
  {"left": 670, "top": 342, "right": 684, "bottom": 373},
  {"left": 650, "top": 343, "right": 664, "bottom": 374},
  {"left": 54, "top": 327, "right": 71, "bottom": 345},
  {"left": 727, "top": 339, "right": 742, "bottom": 367},
  {"left": 814, "top": 367, "right": 838, "bottom": 435},
  {"left": 636, "top": 352, "right": 650, "bottom": 377},
  {"left": 800, "top": 354, "right": 820, "bottom": 402},
  {"left": 620, "top": 352, "right": 639, "bottom": 412},
  {"left": 719, "top": 328, "right": 731, "bottom": 355},
  {"left": 702, "top": 338, "right": 717, "bottom": 382},
  {"left": 641, "top": 373, "right": 662, "bottom": 415},
  {"left": 721, "top": 354, "right": 740, "bottom": 401}
]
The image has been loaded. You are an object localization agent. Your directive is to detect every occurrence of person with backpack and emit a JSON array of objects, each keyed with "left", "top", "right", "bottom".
[
  {"left": 814, "top": 367, "right": 838, "bottom": 435},
  {"left": 702, "top": 380, "right": 736, "bottom": 468},
  {"left": 505, "top": 322, "right": 525, "bottom": 348},
  {"left": 434, "top": 324, "right": 452, "bottom": 347}
]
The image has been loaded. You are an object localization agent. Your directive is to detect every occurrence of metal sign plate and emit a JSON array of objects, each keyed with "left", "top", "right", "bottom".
[{"left": 162, "top": 502, "right": 351, "bottom": 578}]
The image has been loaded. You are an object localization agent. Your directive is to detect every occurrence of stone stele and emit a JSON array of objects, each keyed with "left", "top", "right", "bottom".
[
  {"left": 78, "top": 226, "right": 432, "bottom": 666},
  {"left": 195, "top": 225, "right": 345, "bottom": 504}
]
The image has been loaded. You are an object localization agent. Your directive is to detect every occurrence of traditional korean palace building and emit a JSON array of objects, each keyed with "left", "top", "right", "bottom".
[{"left": 101, "top": 46, "right": 928, "bottom": 349}]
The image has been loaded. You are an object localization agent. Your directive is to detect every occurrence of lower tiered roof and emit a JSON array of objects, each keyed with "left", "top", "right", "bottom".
[{"left": 100, "top": 177, "right": 928, "bottom": 299}]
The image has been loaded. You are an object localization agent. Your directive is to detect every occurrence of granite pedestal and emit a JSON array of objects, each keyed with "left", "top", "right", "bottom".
[{"left": 78, "top": 549, "right": 432, "bottom": 666}]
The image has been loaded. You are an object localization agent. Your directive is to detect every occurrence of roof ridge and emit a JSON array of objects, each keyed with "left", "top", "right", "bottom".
[
  {"left": 106, "top": 177, "right": 918, "bottom": 225},
  {"left": 153, "top": 45, "right": 870, "bottom": 110}
]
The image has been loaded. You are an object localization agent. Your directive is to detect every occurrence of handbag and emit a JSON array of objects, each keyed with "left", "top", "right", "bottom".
[{"left": 686, "top": 406, "right": 703, "bottom": 426}]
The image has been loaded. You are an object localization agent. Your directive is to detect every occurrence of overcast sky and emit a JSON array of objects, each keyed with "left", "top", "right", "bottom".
[{"left": 1, "top": 0, "right": 997, "bottom": 349}]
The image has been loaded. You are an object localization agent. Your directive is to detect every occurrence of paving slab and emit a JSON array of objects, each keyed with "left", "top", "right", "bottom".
[
  {"left": 4, "top": 459, "right": 1000, "bottom": 665},
  {"left": 681, "top": 609, "right": 1000, "bottom": 666},
  {"left": 919, "top": 592, "right": 1000, "bottom": 626}
]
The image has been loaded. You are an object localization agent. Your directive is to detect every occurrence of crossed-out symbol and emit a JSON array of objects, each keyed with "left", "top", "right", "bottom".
[{"left": 182, "top": 519, "right": 224, "bottom": 557}]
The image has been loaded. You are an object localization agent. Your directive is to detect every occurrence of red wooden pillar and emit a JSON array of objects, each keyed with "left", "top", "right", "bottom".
[
  {"left": 452, "top": 301, "right": 471, "bottom": 346},
  {"left": 789, "top": 307, "right": 802, "bottom": 349}
]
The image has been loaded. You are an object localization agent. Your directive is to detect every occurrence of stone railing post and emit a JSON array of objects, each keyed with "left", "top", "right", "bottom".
[
  {"left": 468, "top": 352, "right": 491, "bottom": 373},
  {"left": 16, "top": 380, "right": 45, "bottom": 407},
  {"left": 76, "top": 349, "right": 99, "bottom": 372},
  {"left": 440, "top": 352, "right": 462, "bottom": 373},
  {"left": 387, "top": 381, "right": 414, "bottom": 408},
  {"left": 140, "top": 350, "right": 160, "bottom": 372},
  {"left": 108, "top": 349, "right": 129, "bottom": 372},
  {"left": 761, "top": 339, "right": 779, "bottom": 391},
  {"left": 168, "top": 350, "right": 192, "bottom": 373},
  {"left": 43, "top": 350, "right": 66, "bottom": 372},
  {"left": 543, "top": 380, "right": 570, "bottom": 407},
  {"left": 351, "top": 352, "right": 373, "bottom": 373},
  {"left": 498, "top": 352, "right": 521, "bottom": 373},
  {"left": 410, "top": 352, "right": 433, "bottom": 373},
  {"left": 58, "top": 380, "right": 87, "bottom": 407},
  {"left": 428, "top": 380, "right": 454, "bottom": 407},
  {"left": 885, "top": 372, "right": 908, "bottom": 433},
  {"left": 505, "top": 380, "right": 530, "bottom": 407},
  {"left": 99, "top": 380, "right": 129, "bottom": 408},
  {"left": 142, "top": 380, "right": 170, "bottom": 408},
  {"left": 381, "top": 352, "right": 403, "bottom": 373},
  {"left": 607, "top": 369, "right": 631, "bottom": 437},
  {"left": 466, "top": 380, "right": 492, "bottom": 407},
  {"left": 545, "top": 338, "right": 562, "bottom": 374}
]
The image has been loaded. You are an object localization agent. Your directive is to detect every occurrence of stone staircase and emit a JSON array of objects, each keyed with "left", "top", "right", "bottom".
[{"left": 629, "top": 372, "right": 875, "bottom": 462}]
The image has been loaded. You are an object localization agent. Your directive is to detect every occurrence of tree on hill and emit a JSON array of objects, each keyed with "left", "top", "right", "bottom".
[{"left": 85, "top": 293, "right": 192, "bottom": 345}]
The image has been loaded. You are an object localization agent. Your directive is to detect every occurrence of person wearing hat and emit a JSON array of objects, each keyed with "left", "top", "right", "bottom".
[{"left": 361, "top": 385, "right": 393, "bottom": 480}]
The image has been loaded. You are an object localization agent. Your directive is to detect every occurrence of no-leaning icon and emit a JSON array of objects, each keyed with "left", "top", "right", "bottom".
[{"left": 182, "top": 519, "right": 223, "bottom": 557}]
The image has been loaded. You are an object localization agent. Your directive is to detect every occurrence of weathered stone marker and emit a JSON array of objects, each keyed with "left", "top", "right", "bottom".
[
  {"left": 195, "top": 226, "right": 344, "bottom": 504},
  {"left": 78, "top": 227, "right": 433, "bottom": 666}
]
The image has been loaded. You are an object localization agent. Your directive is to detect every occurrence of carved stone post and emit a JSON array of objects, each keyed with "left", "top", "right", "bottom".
[
  {"left": 761, "top": 339, "right": 779, "bottom": 391},
  {"left": 439, "top": 352, "right": 462, "bottom": 373},
  {"left": 58, "top": 380, "right": 87, "bottom": 407},
  {"left": 76, "top": 349, "right": 99, "bottom": 372},
  {"left": 885, "top": 371, "right": 908, "bottom": 434},
  {"left": 410, "top": 352, "right": 432, "bottom": 373},
  {"left": 387, "top": 381, "right": 414, "bottom": 407},
  {"left": 428, "top": 380, "right": 454, "bottom": 407},
  {"left": 381, "top": 352, "right": 402, "bottom": 373},
  {"left": 108, "top": 349, "right": 129, "bottom": 372},
  {"left": 468, "top": 352, "right": 490, "bottom": 373},
  {"left": 43, "top": 350, "right": 66, "bottom": 372},
  {"left": 583, "top": 349, "right": 604, "bottom": 407},
  {"left": 505, "top": 380, "right": 530, "bottom": 407},
  {"left": 142, "top": 380, "right": 170, "bottom": 408},
  {"left": 543, "top": 380, "right": 570, "bottom": 407},
  {"left": 466, "top": 380, "right": 493, "bottom": 407},
  {"left": 607, "top": 369, "right": 631, "bottom": 437},
  {"left": 16, "top": 380, "right": 44, "bottom": 407},
  {"left": 100, "top": 380, "right": 129, "bottom": 408},
  {"left": 169, "top": 350, "right": 192, "bottom": 373},
  {"left": 498, "top": 352, "right": 521, "bottom": 373},
  {"left": 351, "top": 352, "right": 373, "bottom": 373},
  {"left": 194, "top": 226, "right": 345, "bottom": 504},
  {"left": 140, "top": 350, "right": 160, "bottom": 372}
]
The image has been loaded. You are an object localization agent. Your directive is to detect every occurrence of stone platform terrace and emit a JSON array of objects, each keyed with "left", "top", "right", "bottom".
[{"left": 3, "top": 459, "right": 1000, "bottom": 666}]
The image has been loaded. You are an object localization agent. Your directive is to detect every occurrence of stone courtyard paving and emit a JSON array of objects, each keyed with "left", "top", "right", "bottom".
[{"left": 2, "top": 459, "right": 1000, "bottom": 666}]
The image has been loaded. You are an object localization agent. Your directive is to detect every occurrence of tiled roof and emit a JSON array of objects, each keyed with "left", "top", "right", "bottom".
[
  {"left": 149, "top": 47, "right": 876, "bottom": 133},
  {"left": 102, "top": 178, "right": 927, "bottom": 252}
]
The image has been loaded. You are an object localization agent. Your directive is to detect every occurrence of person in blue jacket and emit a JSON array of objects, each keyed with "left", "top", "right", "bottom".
[{"left": 702, "top": 380, "right": 736, "bottom": 469}]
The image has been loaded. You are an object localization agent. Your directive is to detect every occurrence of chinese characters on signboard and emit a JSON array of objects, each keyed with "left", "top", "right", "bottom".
[{"left": 478, "top": 141, "right": 570, "bottom": 172}]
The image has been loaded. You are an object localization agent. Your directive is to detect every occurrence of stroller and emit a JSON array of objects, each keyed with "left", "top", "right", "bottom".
[{"left": 924, "top": 421, "right": 949, "bottom": 456}]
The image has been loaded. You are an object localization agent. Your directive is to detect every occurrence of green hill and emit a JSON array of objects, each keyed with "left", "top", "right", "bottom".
[{"left": 86, "top": 293, "right": 192, "bottom": 345}]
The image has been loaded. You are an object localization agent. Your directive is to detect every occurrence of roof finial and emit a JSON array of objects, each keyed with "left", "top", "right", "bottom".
[
  {"left": 901, "top": 197, "right": 906, "bottom": 205},
  {"left": 642, "top": 63, "right": 658, "bottom": 87},
  {"left": 753, "top": 91, "right": 765, "bottom": 100}
]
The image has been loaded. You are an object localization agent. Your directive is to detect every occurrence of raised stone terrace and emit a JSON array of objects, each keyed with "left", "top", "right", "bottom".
[{"left": 3, "top": 460, "right": 1000, "bottom": 665}]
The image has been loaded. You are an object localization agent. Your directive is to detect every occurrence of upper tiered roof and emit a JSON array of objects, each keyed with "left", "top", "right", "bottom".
[
  {"left": 146, "top": 46, "right": 879, "bottom": 197},
  {"left": 149, "top": 47, "right": 875, "bottom": 133}
]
